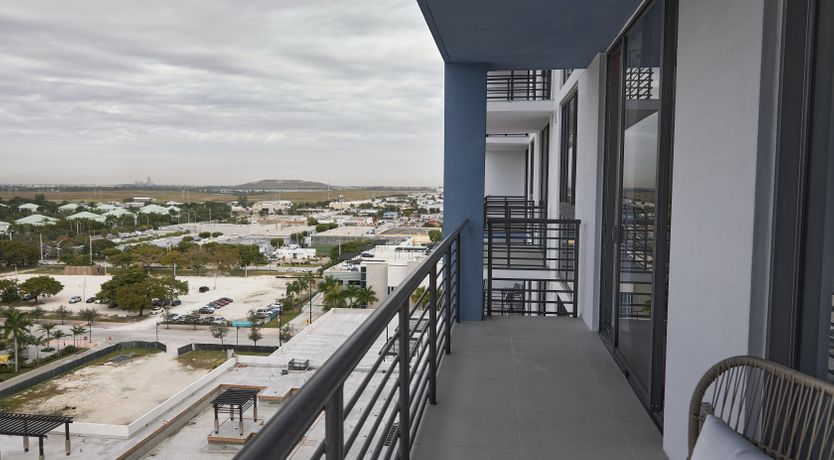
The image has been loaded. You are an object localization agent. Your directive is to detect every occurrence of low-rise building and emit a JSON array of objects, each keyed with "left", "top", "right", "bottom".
[
  {"left": 15, "top": 214, "right": 58, "bottom": 226},
  {"left": 324, "top": 239, "right": 429, "bottom": 308},
  {"left": 311, "top": 226, "right": 376, "bottom": 246},
  {"left": 58, "top": 203, "right": 81, "bottom": 212},
  {"left": 271, "top": 244, "right": 317, "bottom": 261},
  {"left": 67, "top": 211, "right": 106, "bottom": 223},
  {"left": 18, "top": 203, "right": 39, "bottom": 212}
]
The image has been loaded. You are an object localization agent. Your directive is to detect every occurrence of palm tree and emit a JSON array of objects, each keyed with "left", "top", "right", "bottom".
[
  {"left": 70, "top": 325, "right": 87, "bottom": 347},
  {"left": 52, "top": 330, "right": 68, "bottom": 351},
  {"left": 356, "top": 287, "right": 378, "bottom": 309},
  {"left": 317, "top": 276, "right": 340, "bottom": 293},
  {"left": 343, "top": 285, "right": 361, "bottom": 308},
  {"left": 2, "top": 308, "right": 33, "bottom": 373},
  {"left": 40, "top": 323, "right": 56, "bottom": 350},
  {"left": 29, "top": 334, "right": 47, "bottom": 365},
  {"left": 323, "top": 286, "right": 347, "bottom": 310}
]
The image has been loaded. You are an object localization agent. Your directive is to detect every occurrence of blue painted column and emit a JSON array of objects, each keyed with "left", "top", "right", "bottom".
[{"left": 443, "top": 63, "right": 487, "bottom": 321}]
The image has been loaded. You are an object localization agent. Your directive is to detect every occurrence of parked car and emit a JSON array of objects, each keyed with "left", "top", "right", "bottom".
[
  {"left": 220, "top": 297, "right": 233, "bottom": 303},
  {"left": 199, "top": 306, "right": 216, "bottom": 315},
  {"left": 198, "top": 286, "right": 210, "bottom": 293},
  {"left": 69, "top": 296, "right": 82, "bottom": 304},
  {"left": 21, "top": 293, "right": 36, "bottom": 301},
  {"left": 211, "top": 317, "right": 226, "bottom": 325},
  {"left": 85, "top": 297, "right": 97, "bottom": 303},
  {"left": 171, "top": 299, "right": 182, "bottom": 306}
]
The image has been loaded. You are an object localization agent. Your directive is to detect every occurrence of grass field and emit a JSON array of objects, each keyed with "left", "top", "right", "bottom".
[{"left": 0, "top": 188, "right": 415, "bottom": 203}]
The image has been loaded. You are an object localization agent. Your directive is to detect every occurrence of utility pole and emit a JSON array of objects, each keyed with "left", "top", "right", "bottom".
[
  {"left": 39, "top": 234, "right": 43, "bottom": 261},
  {"left": 89, "top": 234, "right": 93, "bottom": 263}
]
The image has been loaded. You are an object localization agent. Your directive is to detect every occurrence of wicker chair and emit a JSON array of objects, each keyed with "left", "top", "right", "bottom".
[{"left": 689, "top": 356, "right": 834, "bottom": 459}]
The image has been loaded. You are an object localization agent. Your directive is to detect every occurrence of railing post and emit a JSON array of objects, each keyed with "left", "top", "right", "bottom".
[
  {"left": 429, "top": 263, "right": 438, "bottom": 405},
  {"left": 398, "top": 299, "right": 411, "bottom": 459},
  {"left": 444, "top": 249, "right": 452, "bottom": 354},
  {"left": 487, "top": 221, "right": 493, "bottom": 317},
  {"left": 455, "top": 236, "right": 461, "bottom": 323},
  {"left": 325, "top": 384, "right": 344, "bottom": 460},
  {"left": 573, "top": 221, "right": 580, "bottom": 318}
]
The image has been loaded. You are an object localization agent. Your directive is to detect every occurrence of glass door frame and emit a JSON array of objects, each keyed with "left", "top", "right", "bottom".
[
  {"left": 768, "top": 0, "right": 834, "bottom": 381},
  {"left": 598, "top": 0, "right": 678, "bottom": 418}
]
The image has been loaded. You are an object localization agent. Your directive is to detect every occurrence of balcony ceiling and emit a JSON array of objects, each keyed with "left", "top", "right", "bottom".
[{"left": 416, "top": 0, "right": 641, "bottom": 69}]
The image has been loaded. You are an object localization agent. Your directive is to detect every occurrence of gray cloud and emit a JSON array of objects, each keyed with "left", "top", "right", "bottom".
[{"left": 0, "top": 0, "right": 443, "bottom": 186}]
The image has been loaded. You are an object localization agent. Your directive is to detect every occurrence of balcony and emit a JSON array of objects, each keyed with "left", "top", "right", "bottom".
[
  {"left": 413, "top": 316, "right": 665, "bottom": 459},
  {"left": 486, "top": 70, "right": 554, "bottom": 133},
  {"left": 483, "top": 196, "right": 579, "bottom": 317}
]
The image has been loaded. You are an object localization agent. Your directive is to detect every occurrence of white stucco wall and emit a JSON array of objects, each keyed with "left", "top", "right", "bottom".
[
  {"left": 663, "top": 1, "right": 767, "bottom": 458},
  {"left": 485, "top": 149, "right": 526, "bottom": 196},
  {"left": 571, "top": 55, "right": 605, "bottom": 332}
]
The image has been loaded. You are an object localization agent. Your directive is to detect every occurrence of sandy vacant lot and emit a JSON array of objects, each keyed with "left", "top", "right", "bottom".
[
  {"left": 2, "top": 274, "right": 289, "bottom": 321},
  {"left": 7, "top": 352, "right": 207, "bottom": 424}
]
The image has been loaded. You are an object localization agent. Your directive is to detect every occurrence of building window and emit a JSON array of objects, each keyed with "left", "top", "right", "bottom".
[
  {"left": 562, "top": 68, "right": 574, "bottom": 85},
  {"left": 560, "top": 93, "right": 578, "bottom": 205},
  {"left": 539, "top": 124, "right": 550, "bottom": 210}
]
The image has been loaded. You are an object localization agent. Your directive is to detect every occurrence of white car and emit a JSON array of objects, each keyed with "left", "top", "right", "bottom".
[{"left": 68, "top": 296, "right": 82, "bottom": 304}]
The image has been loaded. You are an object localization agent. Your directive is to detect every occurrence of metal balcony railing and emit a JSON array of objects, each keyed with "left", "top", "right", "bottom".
[
  {"left": 486, "top": 70, "right": 552, "bottom": 101},
  {"left": 234, "top": 222, "right": 465, "bottom": 460},
  {"left": 483, "top": 196, "right": 580, "bottom": 317}
]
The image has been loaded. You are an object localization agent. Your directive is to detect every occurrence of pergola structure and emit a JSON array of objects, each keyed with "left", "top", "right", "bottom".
[
  {"left": 0, "top": 412, "right": 73, "bottom": 459},
  {"left": 212, "top": 389, "right": 259, "bottom": 436}
]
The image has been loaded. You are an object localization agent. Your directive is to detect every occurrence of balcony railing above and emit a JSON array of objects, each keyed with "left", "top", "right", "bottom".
[
  {"left": 486, "top": 70, "right": 552, "bottom": 101},
  {"left": 234, "top": 222, "right": 466, "bottom": 460},
  {"left": 483, "top": 196, "right": 580, "bottom": 317}
]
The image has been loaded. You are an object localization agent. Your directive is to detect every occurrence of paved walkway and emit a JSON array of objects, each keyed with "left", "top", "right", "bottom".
[{"left": 414, "top": 317, "right": 666, "bottom": 460}]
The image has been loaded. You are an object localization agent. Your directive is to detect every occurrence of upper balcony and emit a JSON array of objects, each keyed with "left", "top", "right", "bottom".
[{"left": 486, "top": 70, "right": 555, "bottom": 134}]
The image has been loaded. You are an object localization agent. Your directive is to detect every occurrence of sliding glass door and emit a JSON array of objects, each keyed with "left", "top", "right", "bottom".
[{"left": 599, "top": 0, "right": 676, "bottom": 418}]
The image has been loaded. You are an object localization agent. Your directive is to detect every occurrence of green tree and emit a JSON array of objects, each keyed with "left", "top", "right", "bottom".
[
  {"left": 270, "top": 238, "right": 284, "bottom": 248},
  {"left": 248, "top": 327, "right": 263, "bottom": 346},
  {"left": 55, "top": 305, "right": 71, "bottom": 325},
  {"left": 323, "top": 285, "right": 347, "bottom": 310},
  {"left": 30, "top": 305, "right": 45, "bottom": 323},
  {"left": 0, "top": 240, "right": 40, "bottom": 268},
  {"left": 52, "top": 330, "right": 68, "bottom": 351},
  {"left": 2, "top": 308, "right": 33, "bottom": 373},
  {"left": 428, "top": 229, "right": 443, "bottom": 243},
  {"left": 211, "top": 232, "right": 223, "bottom": 238},
  {"left": 0, "top": 279, "right": 21, "bottom": 302},
  {"left": 39, "top": 323, "right": 56, "bottom": 350},
  {"left": 210, "top": 323, "right": 229, "bottom": 345},
  {"left": 20, "top": 276, "right": 64, "bottom": 302},
  {"left": 279, "top": 323, "right": 294, "bottom": 343},
  {"left": 79, "top": 308, "right": 99, "bottom": 341},
  {"left": 198, "top": 232, "right": 211, "bottom": 238},
  {"left": 356, "top": 287, "right": 378, "bottom": 309},
  {"left": 237, "top": 195, "right": 251, "bottom": 209},
  {"left": 343, "top": 285, "right": 361, "bottom": 308},
  {"left": 71, "top": 324, "right": 87, "bottom": 347}
]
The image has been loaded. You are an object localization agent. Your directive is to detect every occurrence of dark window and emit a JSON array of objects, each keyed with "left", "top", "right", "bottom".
[
  {"left": 562, "top": 68, "right": 575, "bottom": 85},
  {"left": 560, "top": 93, "right": 578, "bottom": 205},
  {"left": 539, "top": 124, "right": 550, "bottom": 210},
  {"left": 768, "top": 0, "right": 834, "bottom": 383}
]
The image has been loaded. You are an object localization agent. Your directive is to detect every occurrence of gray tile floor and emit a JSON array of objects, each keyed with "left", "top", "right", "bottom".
[{"left": 413, "top": 317, "right": 667, "bottom": 460}]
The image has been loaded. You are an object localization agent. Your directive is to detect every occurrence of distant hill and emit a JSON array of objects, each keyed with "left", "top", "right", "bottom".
[{"left": 234, "top": 179, "right": 334, "bottom": 190}]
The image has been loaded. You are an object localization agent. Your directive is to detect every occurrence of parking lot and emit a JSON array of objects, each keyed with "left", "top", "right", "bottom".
[{"left": 2, "top": 274, "right": 292, "bottom": 322}]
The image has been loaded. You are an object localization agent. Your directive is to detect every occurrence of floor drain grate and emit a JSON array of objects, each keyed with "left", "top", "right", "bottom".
[{"left": 383, "top": 422, "right": 398, "bottom": 446}]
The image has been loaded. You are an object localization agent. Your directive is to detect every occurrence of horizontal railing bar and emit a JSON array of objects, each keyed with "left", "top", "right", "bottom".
[{"left": 235, "top": 221, "right": 467, "bottom": 460}]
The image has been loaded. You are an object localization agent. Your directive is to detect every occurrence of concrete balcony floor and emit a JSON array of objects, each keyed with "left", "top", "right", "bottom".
[{"left": 413, "top": 316, "right": 666, "bottom": 460}]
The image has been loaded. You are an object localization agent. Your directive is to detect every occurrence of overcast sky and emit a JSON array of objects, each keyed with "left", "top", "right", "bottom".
[{"left": 0, "top": 0, "right": 444, "bottom": 187}]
